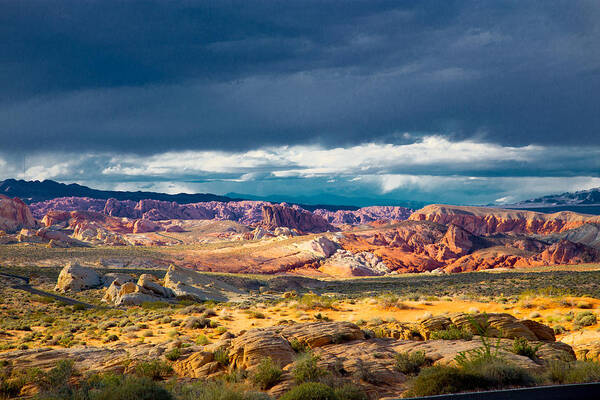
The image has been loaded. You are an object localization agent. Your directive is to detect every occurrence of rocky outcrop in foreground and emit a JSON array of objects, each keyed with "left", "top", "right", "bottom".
[{"left": 0, "top": 318, "right": 575, "bottom": 399}]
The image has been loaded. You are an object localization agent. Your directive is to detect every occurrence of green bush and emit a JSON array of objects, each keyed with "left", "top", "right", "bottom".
[
  {"left": 430, "top": 325, "right": 473, "bottom": 341},
  {"left": 250, "top": 357, "right": 283, "bottom": 390},
  {"left": 134, "top": 360, "right": 173, "bottom": 381},
  {"left": 0, "top": 367, "right": 35, "bottom": 398},
  {"left": 546, "top": 360, "right": 600, "bottom": 384},
  {"left": 213, "top": 347, "right": 230, "bottom": 367},
  {"left": 289, "top": 338, "right": 308, "bottom": 353},
  {"left": 83, "top": 374, "right": 173, "bottom": 400},
  {"left": 164, "top": 348, "right": 181, "bottom": 361},
  {"left": 298, "top": 294, "right": 336, "bottom": 310},
  {"left": 37, "top": 359, "right": 76, "bottom": 397},
  {"left": 177, "top": 380, "right": 270, "bottom": 400},
  {"left": 395, "top": 351, "right": 430, "bottom": 375},
  {"left": 280, "top": 382, "right": 336, "bottom": 400},
  {"left": 512, "top": 337, "right": 541, "bottom": 360},
  {"left": 332, "top": 383, "right": 368, "bottom": 400},
  {"left": 292, "top": 353, "right": 327, "bottom": 384},
  {"left": 185, "top": 317, "right": 211, "bottom": 329},
  {"left": 405, "top": 358, "right": 535, "bottom": 397},
  {"left": 404, "top": 365, "right": 485, "bottom": 397},
  {"left": 575, "top": 312, "right": 597, "bottom": 327}
]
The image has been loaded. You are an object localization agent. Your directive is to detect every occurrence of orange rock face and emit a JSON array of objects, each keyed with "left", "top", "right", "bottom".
[
  {"left": 334, "top": 215, "right": 600, "bottom": 274},
  {"left": 409, "top": 204, "right": 600, "bottom": 235},
  {"left": 0, "top": 195, "right": 37, "bottom": 233}
]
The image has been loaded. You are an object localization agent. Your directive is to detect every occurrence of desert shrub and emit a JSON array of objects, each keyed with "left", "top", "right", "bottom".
[
  {"left": 289, "top": 338, "right": 308, "bottom": 353},
  {"left": 0, "top": 367, "right": 36, "bottom": 398},
  {"left": 246, "top": 311, "right": 266, "bottom": 319},
  {"left": 180, "top": 305, "right": 206, "bottom": 315},
  {"left": 332, "top": 383, "right": 368, "bottom": 400},
  {"left": 250, "top": 357, "right": 283, "bottom": 390},
  {"left": 430, "top": 325, "right": 473, "bottom": 341},
  {"left": 185, "top": 317, "right": 211, "bottom": 329},
  {"left": 404, "top": 366, "right": 485, "bottom": 397},
  {"left": 553, "top": 325, "right": 567, "bottom": 334},
  {"left": 196, "top": 334, "right": 211, "bottom": 345},
  {"left": 577, "top": 301, "right": 594, "bottom": 309},
  {"left": 164, "top": 348, "right": 181, "bottom": 361},
  {"left": 105, "top": 334, "right": 119, "bottom": 342},
  {"left": 545, "top": 360, "right": 600, "bottom": 384},
  {"left": 405, "top": 358, "right": 535, "bottom": 397},
  {"left": 314, "top": 313, "right": 330, "bottom": 321},
  {"left": 213, "top": 347, "right": 230, "bottom": 367},
  {"left": 37, "top": 359, "right": 76, "bottom": 397},
  {"left": 177, "top": 380, "right": 269, "bottom": 400},
  {"left": 512, "top": 337, "right": 541, "bottom": 360},
  {"left": 203, "top": 308, "right": 218, "bottom": 317},
  {"left": 280, "top": 382, "right": 336, "bottom": 400},
  {"left": 141, "top": 301, "right": 171, "bottom": 310},
  {"left": 134, "top": 360, "right": 173, "bottom": 381},
  {"left": 80, "top": 374, "right": 173, "bottom": 400},
  {"left": 574, "top": 311, "right": 597, "bottom": 327},
  {"left": 298, "top": 294, "right": 336, "bottom": 310},
  {"left": 395, "top": 351, "right": 430, "bottom": 375},
  {"left": 293, "top": 353, "right": 327, "bottom": 384}
]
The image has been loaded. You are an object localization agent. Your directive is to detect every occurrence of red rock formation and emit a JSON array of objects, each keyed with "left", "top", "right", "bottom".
[
  {"left": 334, "top": 219, "right": 600, "bottom": 274},
  {"left": 441, "top": 224, "right": 472, "bottom": 256},
  {"left": 409, "top": 204, "right": 600, "bottom": 235},
  {"left": 529, "top": 240, "right": 600, "bottom": 265},
  {"left": 42, "top": 210, "right": 136, "bottom": 234},
  {"left": 261, "top": 204, "right": 336, "bottom": 233},
  {"left": 314, "top": 206, "right": 412, "bottom": 225},
  {"left": 133, "top": 219, "right": 160, "bottom": 234},
  {"left": 0, "top": 195, "right": 37, "bottom": 233}
]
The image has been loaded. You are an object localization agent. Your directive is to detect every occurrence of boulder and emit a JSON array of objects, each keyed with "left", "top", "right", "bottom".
[
  {"left": 519, "top": 319, "right": 556, "bottom": 342},
  {"left": 102, "top": 281, "right": 121, "bottom": 303},
  {"left": 172, "top": 351, "right": 215, "bottom": 378},
  {"left": 450, "top": 313, "right": 538, "bottom": 341},
  {"left": 229, "top": 328, "right": 295, "bottom": 369},
  {"left": 55, "top": 263, "right": 101, "bottom": 292},
  {"left": 417, "top": 313, "right": 557, "bottom": 342},
  {"left": 115, "top": 292, "right": 162, "bottom": 306},
  {"left": 137, "top": 274, "right": 173, "bottom": 298},
  {"left": 280, "top": 321, "right": 365, "bottom": 348},
  {"left": 163, "top": 264, "right": 238, "bottom": 302},
  {"left": 102, "top": 273, "right": 135, "bottom": 287}
]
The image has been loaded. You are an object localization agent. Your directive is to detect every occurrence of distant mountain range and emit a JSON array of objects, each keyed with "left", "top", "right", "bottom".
[
  {"left": 0, "top": 179, "right": 408, "bottom": 212},
  {"left": 0, "top": 179, "right": 238, "bottom": 204},
  {"left": 501, "top": 187, "right": 600, "bottom": 215}
]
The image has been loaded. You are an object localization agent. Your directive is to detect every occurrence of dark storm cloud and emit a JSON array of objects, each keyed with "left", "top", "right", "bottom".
[{"left": 1, "top": 0, "right": 599, "bottom": 154}]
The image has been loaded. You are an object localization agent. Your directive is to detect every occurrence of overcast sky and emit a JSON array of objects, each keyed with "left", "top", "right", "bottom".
[{"left": 1, "top": 0, "right": 599, "bottom": 205}]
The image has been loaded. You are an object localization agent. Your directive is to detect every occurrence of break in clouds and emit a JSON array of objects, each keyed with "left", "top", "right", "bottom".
[{"left": 1, "top": 136, "right": 599, "bottom": 205}]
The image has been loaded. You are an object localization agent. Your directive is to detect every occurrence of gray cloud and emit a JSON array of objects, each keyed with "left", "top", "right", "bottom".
[{"left": 1, "top": 0, "right": 599, "bottom": 154}]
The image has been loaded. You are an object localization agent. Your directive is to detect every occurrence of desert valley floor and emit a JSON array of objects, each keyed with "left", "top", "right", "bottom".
[{"left": 3, "top": 192, "right": 600, "bottom": 399}]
